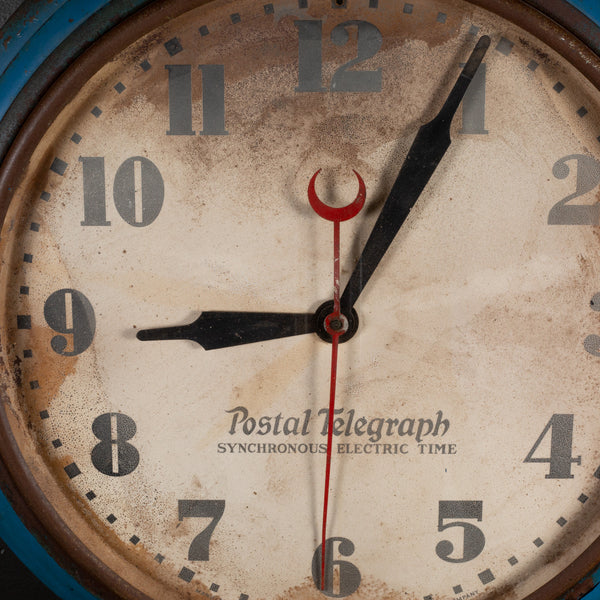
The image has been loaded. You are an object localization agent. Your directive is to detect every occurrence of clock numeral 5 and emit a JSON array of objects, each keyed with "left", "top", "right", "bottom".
[
  {"left": 524, "top": 414, "right": 581, "bottom": 478},
  {"left": 178, "top": 500, "right": 225, "bottom": 561},
  {"left": 166, "top": 64, "right": 228, "bottom": 136},
  {"left": 44, "top": 289, "right": 95, "bottom": 356},
  {"left": 436, "top": 500, "right": 485, "bottom": 563},
  {"left": 311, "top": 537, "right": 361, "bottom": 598},
  {"left": 80, "top": 156, "right": 164, "bottom": 227}
]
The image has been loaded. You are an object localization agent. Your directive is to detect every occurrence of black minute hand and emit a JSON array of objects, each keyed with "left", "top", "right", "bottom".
[{"left": 339, "top": 35, "right": 490, "bottom": 315}]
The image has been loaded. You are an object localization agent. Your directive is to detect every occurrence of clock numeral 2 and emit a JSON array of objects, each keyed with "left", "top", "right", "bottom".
[
  {"left": 436, "top": 501, "right": 485, "bottom": 563},
  {"left": 178, "top": 500, "right": 225, "bottom": 561},
  {"left": 311, "top": 537, "right": 361, "bottom": 598},
  {"left": 547, "top": 154, "right": 600, "bottom": 225},
  {"left": 166, "top": 64, "right": 228, "bottom": 136},
  {"left": 295, "top": 20, "right": 382, "bottom": 92},
  {"left": 524, "top": 414, "right": 581, "bottom": 478},
  {"left": 80, "top": 156, "right": 164, "bottom": 227},
  {"left": 44, "top": 289, "right": 95, "bottom": 356}
]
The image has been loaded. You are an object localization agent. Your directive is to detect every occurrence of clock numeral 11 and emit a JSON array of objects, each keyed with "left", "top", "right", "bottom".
[{"left": 166, "top": 64, "right": 228, "bottom": 136}]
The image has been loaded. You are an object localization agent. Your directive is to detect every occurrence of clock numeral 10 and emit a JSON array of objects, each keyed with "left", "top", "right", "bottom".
[
  {"left": 166, "top": 64, "right": 228, "bottom": 136},
  {"left": 524, "top": 414, "right": 581, "bottom": 478},
  {"left": 311, "top": 537, "right": 361, "bottom": 598},
  {"left": 80, "top": 156, "right": 164, "bottom": 227}
]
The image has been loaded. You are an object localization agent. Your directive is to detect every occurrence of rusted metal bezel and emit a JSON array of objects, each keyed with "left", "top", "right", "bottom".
[{"left": 0, "top": 0, "right": 600, "bottom": 598}]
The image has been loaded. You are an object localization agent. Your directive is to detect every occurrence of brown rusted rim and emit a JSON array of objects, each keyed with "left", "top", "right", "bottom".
[{"left": 0, "top": 1, "right": 600, "bottom": 598}]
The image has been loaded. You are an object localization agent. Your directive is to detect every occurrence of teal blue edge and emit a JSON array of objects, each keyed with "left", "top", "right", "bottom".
[{"left": 1, "top": 1, "right": 600, "bottom": 599}]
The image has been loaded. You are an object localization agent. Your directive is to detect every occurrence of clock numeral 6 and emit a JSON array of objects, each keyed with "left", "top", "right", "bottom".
[
  {"left": 44, "top": 289, "right": 95, "bottom": 356},
  {"left": 178, "top": 499, "right": 225, "bottom": 561},
  {"left": 524, "top": 414, "right": 581, "bottom": 478},
  {"left": 311, "top": 537, "right": 361, "bottom": 598},
  {"left": 80, "top": 156, "right": 164, "bottom": 227},
  {"left": 91, "top": 413, "right": 140, "bottom": 477},
  {"left": 436, "top": 500, "right": 485, "bottom": 563}
]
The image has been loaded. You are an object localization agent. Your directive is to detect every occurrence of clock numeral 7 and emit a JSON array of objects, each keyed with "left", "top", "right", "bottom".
[
  {"left": 436, "top": 501, "right": 485, "bottom": 563},
  {"left": 178, "top": 500, "right": 225, "bottom": 561},
  {"left": 166, "top": 64, "right": 228, "bottom": 136},
  {"left": 524, "top": 414, "right": 581, "bottom": 478}
]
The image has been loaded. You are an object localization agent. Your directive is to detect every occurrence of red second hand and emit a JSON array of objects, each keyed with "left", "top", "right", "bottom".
[{"left": 307, "top": 169, "right": 365, "bottom": 592}]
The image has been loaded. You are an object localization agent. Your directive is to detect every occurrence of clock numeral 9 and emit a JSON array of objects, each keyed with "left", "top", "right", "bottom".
[
  {"left": 312, "top": 537, "right": 361, "bottom": 598},
  {"left": 166, "top": 64, "right": 228, "bottom": 136},
  {"left": 547, "top": 154, "right": 600, "bottom": 225},
  {"left": 178, "top": 500, "right": 226, "bottom": 561},
  {"left": 436, "top": 501, "right": 485, "bottom": 563},
  {"left": 524, "top": 414, "right": 581, "bottom": 478},
  {"left": 91, "top": 413, "right": 140, "bottom": 476},
  {"left": 295, "top": 20, "right": 382, "bottom": 92},
  {"left": 80, "top": 156, "right": 164, "bottom": 227},
  {"left": 44, "top": 289, "right": 95, "bottom": 356}
]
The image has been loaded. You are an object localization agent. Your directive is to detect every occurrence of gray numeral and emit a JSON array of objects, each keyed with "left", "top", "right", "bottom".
[
  {"left": 312, "top": 537, "right": 361, "bottom": 597},
  {"left": 44, "top": 289, "right": 95, "bottom": 356},
  {"left": 548, "top": 154, "right": 600, "bottom": 225},
  {"left": 524, "top": 414, "right": 581, "bottom": 478},
  {"left": 166, "top": 64, "right": 228, "bottom": 136},
  {"left": 80, "top": 156, "right": 164, "bottom": 227},
  {"left": 436, "top": 501, "right": 485, "bottom": 563},
  {"left": 178, "top": 500, "right": 225, "bottom": 561},
  {"left": 295, "top": 20, "right": 382, "bottom": 92},
  {"left": 91, "top": 413, "right": 139, "bottom": 477}
]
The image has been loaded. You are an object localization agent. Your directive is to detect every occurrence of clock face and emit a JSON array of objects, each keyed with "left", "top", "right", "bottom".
[{"left": 3, "top": 0, "right": 600, "bottom": 599}]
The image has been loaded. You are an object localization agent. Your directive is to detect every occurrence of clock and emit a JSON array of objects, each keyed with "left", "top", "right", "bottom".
[{"left": 4, "top": 1, "right": 600, "bottom": 599}]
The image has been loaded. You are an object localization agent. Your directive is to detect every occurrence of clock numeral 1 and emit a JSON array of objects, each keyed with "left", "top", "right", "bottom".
[
  {"left": 311, "top": 537, "right": 361, "bottom": 597},
  {"left": 166, "top": 64, "right": 228, "bottom": 136},
  {"left": 178, "top": 500, "right": 225, "bottom": 561},
  {"left": 524, "top": 414, "right": 581, "bottom": 478},
  {"left": 91, "top": 413, "right": 140, "bottom": 477},
  {"left": 436, "top": 501, "right": 485, "bottom": 563},
  {"left": 44, "top": 289, "right": 95, "bottom": 356},
  {"left": 295, "top": 20, "right": 382, "bottom": 92},
  {"left": 80, "top": 156, "right": 164, "bottom": 227}
]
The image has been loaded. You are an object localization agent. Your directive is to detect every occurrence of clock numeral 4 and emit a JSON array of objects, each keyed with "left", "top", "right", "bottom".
[
  {"left": 166, "top": 64, "right": 228, "bottom": 136},
  {"left": 436, "top": 500, "right": 485, "bottom": 563},
  {"left": 80, "top": 156, "right": 164, "bottom": 227},
  {"left": 311, "top": 537, "right": 361, "bottom": 598},
  {"left": 178, "top": 500, "right": 225, "bottom": 561},
  {"left": 44, "top": 289, "right": 95, "bottom": 356},
  {"left": 524, "top": 414, "right": 581, "bottom": 478}
]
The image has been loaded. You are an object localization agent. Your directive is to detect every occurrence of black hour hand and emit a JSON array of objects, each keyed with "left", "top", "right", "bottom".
[{"left": 136, "top": 311, "right": 316, "bottom": 350}]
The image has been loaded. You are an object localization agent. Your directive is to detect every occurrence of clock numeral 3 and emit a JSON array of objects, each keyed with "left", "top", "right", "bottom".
[
  {"left": 295, "top": 20, "right": 382, "bottom": 92},
  {"left": 166, "top": 64, "right": 228, "bottom": 136},
  {"left": 80, "top": 156, "right": 164, "bottom": 227},
  {"left": 311, "top": 537, "right": 361, "bottom": 597},
  {"left": 44, "top": 289, "right": 95, "bottom": 356},
  {"left": 524, "top": 414, "right": 581, "bottom": 478},
  {"left": 547, "top": 154, "right": 600, "bottom": 225},
  {"left": 436, "top": 500, "right": 485, "bottom": 563},
  {"left": 178, "top": 499, "right": 225, "bottom": 561},
  {"left": 91, "top": 413, "right": 140, "bottom": 476}
]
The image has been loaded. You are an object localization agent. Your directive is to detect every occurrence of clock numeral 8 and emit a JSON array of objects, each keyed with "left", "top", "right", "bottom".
[
  {"left": 311, "top": 537, "right": 361, "bottom": 597},
  {"left": 91, "top": 413, "right": 140, "bottom": 477}
]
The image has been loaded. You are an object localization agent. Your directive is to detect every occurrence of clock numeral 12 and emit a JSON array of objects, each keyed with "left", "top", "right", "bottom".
[
  {"left": 166, "top": 64, "right": 228, "bottom": 136},
  {"left": 80, "top": 156, "right": 164, "bottom": 227}
]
